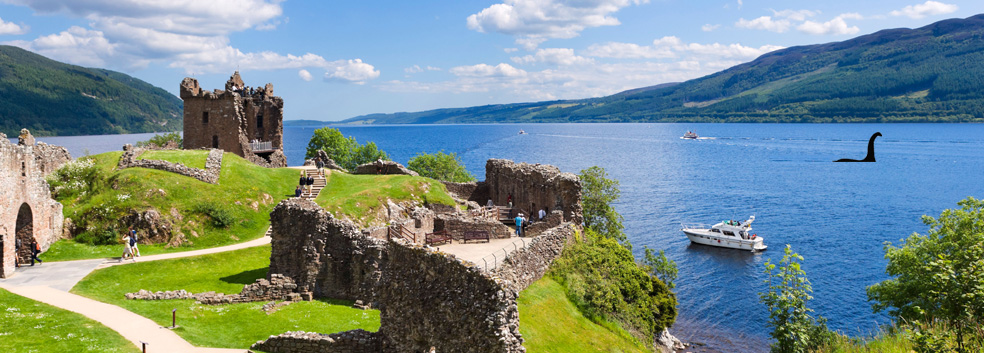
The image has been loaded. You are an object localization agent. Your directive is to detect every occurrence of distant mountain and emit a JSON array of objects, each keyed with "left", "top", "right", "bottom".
[
  {"left": 0, "top": 45, "right": 182, "bottom": 136},
  {"left": 344, "top": 14, "right": 984, "bottom": 124}
]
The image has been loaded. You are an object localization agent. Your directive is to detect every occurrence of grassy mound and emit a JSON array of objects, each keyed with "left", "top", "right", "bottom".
[
  {"left": 519, "top": 277, "right": 649, "bottom": 353},
  {"left": 314, "top": 172, "right": 456, "bottom": 227},
  {"left": 71, "top": 245, "right": 380, "bottom": 349},
  {"left": 136, "top": 150, "right": 208, "bottom": 169},
  {"left": 0, "top": 288, "right": 138, "bottom": 353},
  {"left": 45, "top": 150, "right": 298, "bottom": 261}
]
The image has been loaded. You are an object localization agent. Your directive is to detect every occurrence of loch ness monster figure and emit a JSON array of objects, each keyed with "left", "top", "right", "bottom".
[{"left": 834, "top": 132, "right": 882, "bottom": 162}]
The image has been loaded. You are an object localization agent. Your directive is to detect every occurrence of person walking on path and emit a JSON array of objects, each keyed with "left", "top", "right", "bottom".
[
  {"left": 306, "top": 174, "right": 315, "bottom": 195},
  {"left": 514, "top": 213, "right": 525, "bottom": 237},
  {"left": 30, "top": 239, "right": 43, "bottom": 266},
  {"left": 14, "top": 236, "right": 20, "bottom": 268},
  {"left": 120, "top": 233, "right": 135, "bottom": 262},
  {"left": 298, "top": 171, "right": 307, "bottom": 197},
  {"left": 129, "top": 227, "right": 140, "bottom": 257},
  {"left": 316, "top": 159, "right": 325, "bottom": 177},
  {"left": 507, "top": 194, "right": 513, "bottom": 208},
  {"left": 539, "top": 207, "right": 547, "bottom": 221}
]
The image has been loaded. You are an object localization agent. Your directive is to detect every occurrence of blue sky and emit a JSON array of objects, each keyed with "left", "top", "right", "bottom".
[{"left": 1, "top": 0, "right": 982, "bottom": 121}]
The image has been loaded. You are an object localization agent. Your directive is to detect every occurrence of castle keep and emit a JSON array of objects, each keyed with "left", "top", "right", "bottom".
[{"left": 180, "top": 72, "right": 286, "bottom": 167}]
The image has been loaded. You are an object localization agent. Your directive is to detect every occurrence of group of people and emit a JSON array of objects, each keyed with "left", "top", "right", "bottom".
[
  {"left": 295, "top": 170, "right": 317, "bottom": 198},
  {"left": 230, "top": 85, "right": 259, "bottom": 96},
  {"left": 11, "top": 237, "right": 43, "bottom": 267},
  {"left": 120, "top": 227, "right": 140, "bottom": 262}
]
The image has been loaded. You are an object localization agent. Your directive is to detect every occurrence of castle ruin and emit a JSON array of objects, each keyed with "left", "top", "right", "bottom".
[
  {"left": 180, "top": 72, "right": 287, "bottom": 167},
  {"left": 0, "top": 129, "right": 70, "bottom": 278}
]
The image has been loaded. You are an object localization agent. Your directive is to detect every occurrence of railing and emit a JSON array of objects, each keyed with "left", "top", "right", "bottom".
[
  {"left": 477, "top": 237, "right": 529, "bottom": 272},
  {"left": 681, "top": 223, "right": 712, "bottom": 230},
  {"left": 388, "top": 223, "right": 416, "bottom": 244},
  {"left": 250, "top": 140, "right": 274, "bottom": 152},
  {"left": 469, "top": 207, "right": 498, "bottom": 221}
]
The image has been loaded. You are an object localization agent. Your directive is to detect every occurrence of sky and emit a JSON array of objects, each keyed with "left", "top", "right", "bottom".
[{"left": 1, "top": 1, "right": 983, "bottom": 121}]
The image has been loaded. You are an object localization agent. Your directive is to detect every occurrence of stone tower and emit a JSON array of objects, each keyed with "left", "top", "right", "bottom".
[{"left": 180, "top": 71, "right": 287, "bottom": 167}]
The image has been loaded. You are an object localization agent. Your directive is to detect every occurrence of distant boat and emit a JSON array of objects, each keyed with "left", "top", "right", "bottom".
[
  {"left": 682, "top": 131, "right": 698, "bottom": 139},
  {"left": 682, "top": 216, "right": 767, "bottom": 252},
  {"left": 518, "top": 130, "right": 527, "bottom": 135}
]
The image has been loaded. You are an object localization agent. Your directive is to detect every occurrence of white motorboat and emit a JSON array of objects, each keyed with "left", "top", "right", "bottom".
[
  {"left": 682, "top": 131, "right": 698, "bottom": 139},
  {"left": 519, "top": 130, "right": 527, "bottom": 135},
  {"left": 682, "top": 216, "right": 767, "bottom": 252}
]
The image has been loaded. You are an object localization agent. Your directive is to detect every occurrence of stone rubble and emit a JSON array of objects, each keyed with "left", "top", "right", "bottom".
[{"left": 116, "top": 144, "right": 223, "bottom": 184}]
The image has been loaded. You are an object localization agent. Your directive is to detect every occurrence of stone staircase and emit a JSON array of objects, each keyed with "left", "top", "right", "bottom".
[{"left": 301, "top": 169, "right": 327, "bottom": 200}]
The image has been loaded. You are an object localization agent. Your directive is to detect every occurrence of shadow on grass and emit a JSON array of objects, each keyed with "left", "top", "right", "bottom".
[{"left": 219, "top": 267, "right": 269, "bottom": 285}]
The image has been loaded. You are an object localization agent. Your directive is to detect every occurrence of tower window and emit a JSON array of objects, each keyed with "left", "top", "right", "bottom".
[
  {"left": 257, "top": 115, "right": 264, "bottom": 128},
  {"left": 202, "top": 111, "right": 209, "bottom": 124}
]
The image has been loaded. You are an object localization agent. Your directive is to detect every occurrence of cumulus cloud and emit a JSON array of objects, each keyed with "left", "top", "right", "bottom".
[
  {"left": 585, "top": 41, "right": 674, "bottom": 59},
  {"left": 511, "top": 48, "right": 594, "bottom": 66},
  {"left": 325, "top": 59, "right": 381, "bottom": 84},
  {"left": 798, "top": 13, "right": 862, "bottom": 35},
  {"left": 890, "top": 1, "right": 958, "bottom": 19},
  {"left": 466, "top": 0, "right": 649, "bottom": 50},
  {"left": 701, "top": 24, "right": 720, "bottom": 32},
  {"left": 405, "top": 65, "right": 423, "bottom": 73},
  {"left": 450, "top": 63, "right": 527, "bottom": 78},
  {"left": 1, "top": 0, "right": 377, "bottom": 83},
  {"left": 298, "top": 69, "right": 312, "bottom": 81},
  {"left": 586, "top": 36, "right": 782, "bottom": 60},
  {"left": 735, "top": 16, "right": 793, "bottom": 33},
  {"left": 0, "top": 16, "right": 29, "bottom": 35}
]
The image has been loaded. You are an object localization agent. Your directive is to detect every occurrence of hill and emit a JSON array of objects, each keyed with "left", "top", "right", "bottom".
[
  {"left": 344, "top": 14, "right": 984, "bottom": 124},
  {"left": 0, "top": 45, "right": 182, "bottom": 136}
]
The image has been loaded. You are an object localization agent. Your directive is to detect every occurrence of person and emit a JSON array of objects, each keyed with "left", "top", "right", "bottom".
[
  {"left": 306, "top": 174, "right": 315, "bottom": 194},
  {"left": 121, "top": 233, "right": 134, "bottom": 262},
  {"left": 295, "top": 184, "right": 303, "bottom": 198},
  {"left": 29, "top": 239, "right": 42, "bottom": 266},
  {"left": 316, "top": 159, "right": 325, "bottom": 177},
  {"left": 507, "top": 194, "right": 513, "bottom": 208},
  {"left": 129, "top": 227, "right": 140, "bottom": 257},
  {"left": 299, "top": 171, "right": 307, "bottom": 196},
  {"left": 514, "top": 213, "right": 525, "bottom": 237},
  {"left": 486, "top": 199, "right": 494, "bottom": 208},
  {"left": 538, "top": 207, "right": 547, "bottom": 221},
  {"left": 14, "top": 236, "right": 20, "bottom": 268}
]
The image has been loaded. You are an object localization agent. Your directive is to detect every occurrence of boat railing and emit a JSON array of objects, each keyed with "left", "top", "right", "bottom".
[{"left": 681, "top": 223, "right": 713, "bottom": 230}]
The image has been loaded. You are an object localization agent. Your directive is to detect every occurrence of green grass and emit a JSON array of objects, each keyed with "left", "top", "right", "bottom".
[
  {"left": 137, "top": 150, "right": 209, "bottom": 169},
  {"left": 821, "top": 332, "right": 914, "bottom": 353},
  {"left": 45, "top": 151, "right": 299, "bottom": 262},
  {"left": 518, "top": 277, "right": 650, "bottom": 353},
  {"left": 71, "top": 245, "right": 380, "bottom": 349},
  {"left": 0, "top": 288, "right": 139, "bottom": 353},
  {"left": 314, "top": 172, "right": 456, "bottom": 227}
]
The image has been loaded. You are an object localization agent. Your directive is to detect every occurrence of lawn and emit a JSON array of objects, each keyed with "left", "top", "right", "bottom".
[
  {"left": 315, "top": 172, "right": 456, "bottom": 227},
  {"left": 137, "top": 150, "right": 209, "bottom": 169},
  {"left": 71, "top": 245, "right": 380, "bottom": 349},
  {"left": 518, "top": 277, "right": 650, "bottom": 353},
  {"left": 0, "top": 288, "right": 138, "bottom": 353},
  {"left": 45, "top": 151, "right": 299, "bottom": 262}
]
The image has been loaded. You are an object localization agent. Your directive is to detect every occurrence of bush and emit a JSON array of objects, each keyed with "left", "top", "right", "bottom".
[
  {"left": 136, "top": 132, "right": 182, "bottom": 148},
  {"left": 407, "top": 151, "right": 476, "bottom": 182},
  {"left": 759, "top": 245, "right": 834, "bottom": 353},
  {"left": 46, "top": 157, "right": 107, "bottom": 200},
  {"left": 579, "top": 166, "right": 628, "bottom": 248},
  {"left": 305, "top": 127, "right": 388, "bottom": 170},
  {"left": 192, "top": 202, "right": 236, "bottom": 228}
]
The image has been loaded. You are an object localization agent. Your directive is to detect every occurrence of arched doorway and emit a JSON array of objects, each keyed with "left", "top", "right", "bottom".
[{"left": 15, "top": 203, "right": 33, "bottom": 264}]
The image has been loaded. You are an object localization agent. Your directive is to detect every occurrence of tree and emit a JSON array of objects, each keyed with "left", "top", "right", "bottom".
[
  {"left": 136, "top": 132, "right": 182, "bottom": 148},
  {"left": 407, "top": 151, "right": 476, "bottom": 182},
  {"left": 759, "top": 245, "right": 833, "bottom": 353},
  {"left": 867, "top": 197, "right": 984, "bottom": 352},
  {"left": 305, "top": 127, "right": 388, "bottom": 170},
  {"left": 578, "top": 166, "right": 627, "bottom": 248},
  {"left": 644, "top": 247, "right": 678, "bottom": 289}
]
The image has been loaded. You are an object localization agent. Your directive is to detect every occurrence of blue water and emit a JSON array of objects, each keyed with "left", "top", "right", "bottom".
[{"left": 33, "top": 123, "right": 984, "bottom": 352}]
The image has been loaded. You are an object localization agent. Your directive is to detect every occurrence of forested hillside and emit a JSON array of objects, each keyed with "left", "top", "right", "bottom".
[
  {"left": 0, "top": 45, "right": 182, "bottom": 136},
  {"left": 344, "top": 14, "right": 984, "bottom": 124}
]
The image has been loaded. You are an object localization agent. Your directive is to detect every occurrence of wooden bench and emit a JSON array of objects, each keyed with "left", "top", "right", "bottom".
[
  {"left": 462, "top": 230, "right": 490, "bottom": 244},
  {"left": 425, "top": 230, "right": 452, "bottom": 246}
]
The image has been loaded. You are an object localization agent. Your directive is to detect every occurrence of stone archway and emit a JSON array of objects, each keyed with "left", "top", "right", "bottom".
[{"left": 15, "top": 203, "right": 33, "bottom": 265}]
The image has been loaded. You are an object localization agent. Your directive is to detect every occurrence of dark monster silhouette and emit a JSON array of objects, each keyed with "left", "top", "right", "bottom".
[{"left": 834, "top": 132, "right": 881, "bottom": 162}]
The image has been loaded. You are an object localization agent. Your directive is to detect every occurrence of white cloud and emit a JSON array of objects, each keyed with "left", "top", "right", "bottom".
[
  {"left": 325, "top": 59, "right": 380, "bottom": 84},
  {"left": 426, "top": 66, "right": 442, "bottom": 71},
  {"left": 735, "top": 16, "right": 792, "bottom": 33},
  {"left": 890, "top": 1, "right": 958, "bottom": 19},
  {"left": 1, "top": 0, "right": 377, "bottom": 83},
  {"left": 585, "top": 41, "right": 674, "bottom": 59},
  {"left": 701, "top": 24, "right": 720, "bottom": 32},
  {"left": 504, "top": 47, "right": 519, "bottom": 53},
  {"left": 797, "top": 13, "right": 862, "bottom": 35},
  {"left": 771, "top": 9, "right": 818, "bottom": 21},
  {"left": 586, "top": 36, "right": 782, "bottom": 60},
  {"left": 511, "top": 48, "right": 594, "bottom": 66},
  {"left": 450, "top": 63, "right": 527, "bottom": 78},
  {"left": 0, "top": 16, "right": 29, "bottom": 35},
  {"left": 298, "top": 69, "right": 312, "bottom": 81},
  {"left": 466, "top": 0, "right": 649, "bottom": 50},
  {"left": 405, "top": 65, "right": 423, "bottom": 73}
]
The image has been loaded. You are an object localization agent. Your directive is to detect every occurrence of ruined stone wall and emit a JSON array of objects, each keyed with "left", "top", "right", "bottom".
[
  {"left": 117, "top": 145, "right": 223, "bottom": 184},
  {"left": 180, "top": 72, "right": 286, "bottom": 167},
  {"left": 494, "top": 223, "right": 576, "bottom": 292},
  {"left": 523, "top": 210, "right": 564, "bottom": 238},
  {"left": 267, "top": 199, "right": 386, "bottom": 302},
  {"left": 377, "top": 243, "right": 523, "bottom": 353},
  {"left": 440, "top": 181, "right": 489, "bottom": 204},
  {"left": 435, "top": 214, "right": 513, "bottom": 240},
  {"left": 485, "top": 159, "right": 582, "bottom": 225},
  {"left": 0, "top": 130, "right": 68, "bottom": 278},
  {"left": 251, "top": 330, "right": 382, "bottom": 353},
  {"left": 352, "top": 160, "right": 418, "bottom": 176}
]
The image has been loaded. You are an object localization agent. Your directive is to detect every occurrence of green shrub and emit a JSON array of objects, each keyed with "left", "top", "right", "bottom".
[
  {"left": 136, "top": 132, "right": 182, "bottom": 148},
  {"left": 759, "top": 245, "right": 835, "bottom": 353},
  {"left": 305, "top": 127, "right": 389, "bottom": 170},
  {"left": 192, "top": 202, "right": 236, "bottom": 228},
  {"left": 407, "top": 150, "right": 476, "bottom": 182},
  {"left": 46, "top": 157, "right": 108, "bottom": 201}
]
